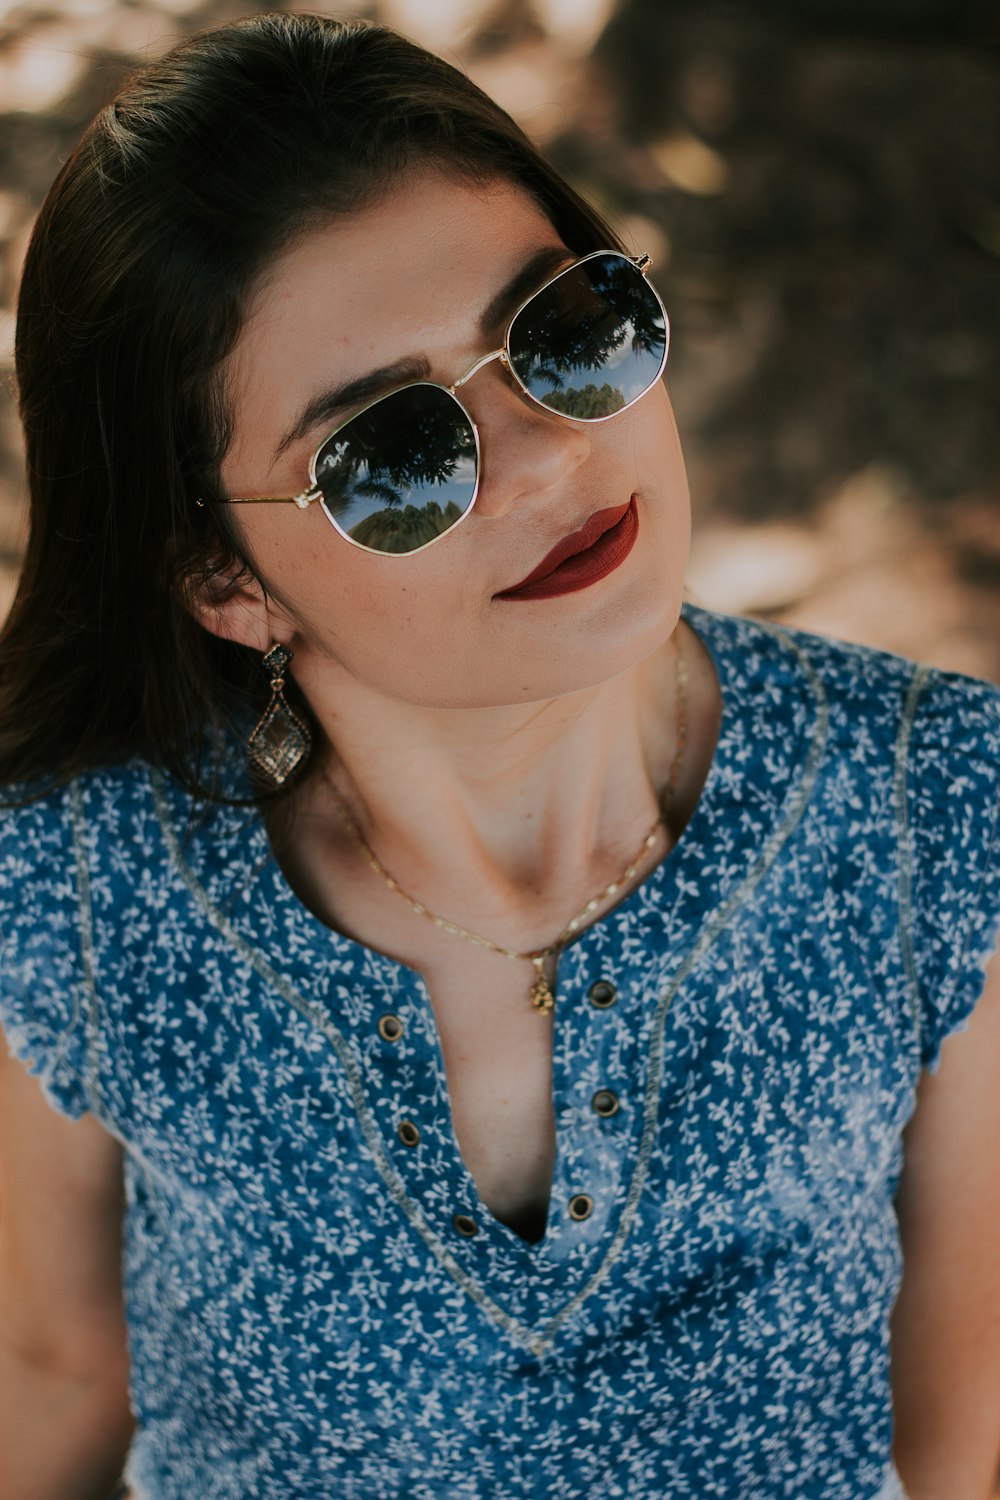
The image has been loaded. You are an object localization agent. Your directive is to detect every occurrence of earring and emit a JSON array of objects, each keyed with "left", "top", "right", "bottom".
[{"left": 247, "top": 643, "right": 312, "bottom": 786}]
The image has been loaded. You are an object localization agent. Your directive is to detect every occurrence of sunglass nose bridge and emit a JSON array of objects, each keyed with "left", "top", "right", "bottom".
[{"left": 449, "top": 346, "right": 508, "bottom": 394}]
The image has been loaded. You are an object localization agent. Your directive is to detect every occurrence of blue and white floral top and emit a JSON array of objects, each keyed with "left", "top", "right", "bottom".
[{"left": 2, "top": 604, "right": 998, "bottom": 1500}]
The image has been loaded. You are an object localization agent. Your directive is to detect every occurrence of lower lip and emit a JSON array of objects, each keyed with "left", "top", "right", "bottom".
[{"left": 495, "top": 497, "right": 639, "bottom": 601}]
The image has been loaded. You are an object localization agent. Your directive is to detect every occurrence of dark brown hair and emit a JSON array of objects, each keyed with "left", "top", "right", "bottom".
[{"left": 1, "top": 11, "right": 620, "bottom": 801}]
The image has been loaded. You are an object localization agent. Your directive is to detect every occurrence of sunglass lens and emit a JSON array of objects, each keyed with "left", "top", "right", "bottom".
[
  {"left": 313, "top": 385, "right": 478, "bottom": 554},
  {"left": 508, "top": 254, "right": 667, "bottom": 419}
]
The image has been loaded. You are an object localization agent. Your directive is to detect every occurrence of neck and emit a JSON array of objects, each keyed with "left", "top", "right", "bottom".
[{"left": 280, "top": 619, "right": 711, "bottom": 928}]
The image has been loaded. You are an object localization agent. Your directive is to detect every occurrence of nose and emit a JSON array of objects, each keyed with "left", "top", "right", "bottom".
[{"left": 463, "top": 359, "right": 592, "bottom": 517}]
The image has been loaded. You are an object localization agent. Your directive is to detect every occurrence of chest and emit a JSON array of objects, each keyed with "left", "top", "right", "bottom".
[
  {"left": 411, "top": 947, "right": 559, "bottom": 1242},
  {"left": 269, "top": 834, "right": 599, "bottom": 1242},
  {"left": 133, "top": 773, "right": 917, "bottom": 1257},
  {"left": 115, "top": 868, "right": 915, "bottom": 1492}
]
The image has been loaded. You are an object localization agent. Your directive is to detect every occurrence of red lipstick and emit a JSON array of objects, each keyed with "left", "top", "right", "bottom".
[{"left": 495, "top": 497, "right": 638, "bottom": 601}]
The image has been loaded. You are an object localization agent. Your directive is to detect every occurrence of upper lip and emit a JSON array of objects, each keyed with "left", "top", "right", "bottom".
[{"left": 495, "top": 499, "right": 633, "bottom": 594}]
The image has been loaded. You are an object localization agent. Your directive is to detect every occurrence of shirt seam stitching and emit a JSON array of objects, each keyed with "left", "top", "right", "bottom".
[
  {"left": 535, "top": 619, "right": 831, "bottom": 1349},
  {"left": 945, "top": 776, "right": 1000, "bottom": 1041},
  {"left": 892, "top": 664, "right": 933, "bottom": 1067},
  {"left": 149, "top": 767, "right": 543, "bottom": 1353},
  {"left": 150, "top": 615, "right": 829, "bottom": 1357},
  {"left": 69, "top": 776, "right": 104, "bottom": 1117}
]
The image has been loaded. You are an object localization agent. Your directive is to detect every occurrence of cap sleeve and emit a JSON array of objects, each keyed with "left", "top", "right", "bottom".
[
  {"left": 901, "top": 666, "right": 1000, "bottom": 1074},
  {"left": 0, "top": 780, "right": 93, "bottom": 1119}
]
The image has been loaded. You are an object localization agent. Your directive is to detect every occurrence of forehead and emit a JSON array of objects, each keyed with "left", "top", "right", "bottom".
[
  {"left": 259, "top": 169, "right": 558, "bottom": 313},
  {"left": 223, "top": 169, "right": 563, "bottom": 484}
]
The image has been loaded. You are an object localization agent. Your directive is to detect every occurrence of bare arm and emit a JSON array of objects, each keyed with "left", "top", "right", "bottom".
[
  {"left": 0, "top": 1030, "right": 134, "bottom": 1500},
  {"left": 891, "top": 936, "right": 1000, "bottom": 1500}
]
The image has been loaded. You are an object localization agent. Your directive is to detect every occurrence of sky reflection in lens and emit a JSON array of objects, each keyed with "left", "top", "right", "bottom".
[
  {"left": 309, "top": 257, "right": 666, "bottom": 554},
  {"left": 315, "top": 385, "right": 477, "bottom": 553},
  {"left": 510, "top": 254, "right": 666, "bottom": 415}
]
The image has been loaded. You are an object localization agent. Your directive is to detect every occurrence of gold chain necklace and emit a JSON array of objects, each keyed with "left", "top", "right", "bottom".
[{"left": 320, "top": 636, "right": 688, "bottom": 1014}]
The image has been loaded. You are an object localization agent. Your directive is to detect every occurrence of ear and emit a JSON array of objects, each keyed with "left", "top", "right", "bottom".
[{"left": 183, "top": 559, "right": 294, "bottom": 655}]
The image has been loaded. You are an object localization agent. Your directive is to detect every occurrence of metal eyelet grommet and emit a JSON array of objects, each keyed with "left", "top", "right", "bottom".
[
  {"left": 588, "top": 980, "right": 617, "bottom": 1008},
  {"left": 397, "top": 1119, "right": 421, "bottom": 1148},
  {"left": 591, "top": 1088, "right": 620, "bottom": 1118},
  {"left": 453, "top": 1213, "right": 480, "bottom": 1238},
  {"left": 568, "top": 1193, "right": 594, "bottom": 1221},
  {"left": 377, "top": 1013, "right": 404, "bottom": 1043}
]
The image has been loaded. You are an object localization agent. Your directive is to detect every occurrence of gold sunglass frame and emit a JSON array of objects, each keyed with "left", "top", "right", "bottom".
[{"left": 203, "top": 250, "right": 668, "bottom": 558}]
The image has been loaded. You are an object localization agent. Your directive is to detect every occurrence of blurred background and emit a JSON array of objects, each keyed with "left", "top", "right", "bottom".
[{"left": 0, "top": 0, "right": 998, "bottom": 678}]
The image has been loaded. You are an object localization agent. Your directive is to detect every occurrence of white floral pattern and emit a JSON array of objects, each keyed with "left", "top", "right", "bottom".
[{"left": 1, "top": 604, "right": 998, "bottom": 1500}]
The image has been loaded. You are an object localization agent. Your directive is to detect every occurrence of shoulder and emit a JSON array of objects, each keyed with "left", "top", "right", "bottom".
[
  {"left": 0, "top": 774, "right": 79, "bottom": 866},
  {"left": 899, "top": 668, "right": 1000, "bottom": 1071},
  {"left": 0, "top": 758, "right": 158, "bottom": 882},
  {"left": 899, "top": 657, "right": 1000, "bottom": 785},
  {"left": 0, "top": 774, "right": 94, "bottom": 942},
  {"left": 0, "top": 775, "right": 100, "bottom": 1119},
  {"left": 0, "top": 747, "right": 258, "bottom": 886},
  {"left": 0, "top": 758, "right": 213, "bottom": 1119},
  {"left": 692, "top": 604, "right": 1000, "bottom": 1071},
  {"left": 685, "top": 604, "right": 1000, "bottom": 1074},
  {"left": 898, "top": 658, "right": 1000, "bottom": 961},
  {"left": 684, "top": 600, "right": 1000, "bottom": 761}
]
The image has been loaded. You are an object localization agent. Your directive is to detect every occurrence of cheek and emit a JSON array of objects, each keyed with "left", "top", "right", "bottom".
[
  {"left": 287, "top": 540, "right": 470, "bottom": 698},
  {"left": 635, "top": 382, "right": 685, "bottom": 473},
  {"left": 234, "top": 498, "right": 451, "bottom": 643},
  {"left": 620, "top": 388, "right": 691, "bottom": 584},
  {"left": 236, "top": 390, "right": 690, "bottom": 710},
  {"left": 612, "top": 385, "right": 689, "bottom": 522}
]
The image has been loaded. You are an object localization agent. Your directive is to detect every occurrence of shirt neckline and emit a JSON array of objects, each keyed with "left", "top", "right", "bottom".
[
  {"left": 149, "top": 603, "right": 831, "bottom": 1345},
  {"left": 163, "top": 603, "right": 825, "bottom": 991},
  {"left": 240, "top": 601, "right": 737, "bottom": 977}
]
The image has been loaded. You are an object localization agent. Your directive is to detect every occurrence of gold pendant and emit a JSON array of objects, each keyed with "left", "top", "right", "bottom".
[{"left": 530, "top": 958, "right": 555, "bottom": 1013}]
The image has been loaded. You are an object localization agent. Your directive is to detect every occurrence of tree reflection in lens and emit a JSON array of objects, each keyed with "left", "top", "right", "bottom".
[
  {"left": 315, "top": 387, "right": 476, "bottom": 515},
  {"left": 511, "top": 255, "right": 665, "bottom": 411},
  {"left": 311, "top": 259, "right": 663, "bottom": 550},
  {"left": 541, "top": 383, "right": 625, "bottom": 419},
  {"left": 350, "top": 499, "right": 465, "bottom": 553}
]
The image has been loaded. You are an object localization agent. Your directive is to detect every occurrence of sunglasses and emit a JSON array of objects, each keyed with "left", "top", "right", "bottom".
[{"left": 208, "top": 250, "right": 669, "bottom": 556}]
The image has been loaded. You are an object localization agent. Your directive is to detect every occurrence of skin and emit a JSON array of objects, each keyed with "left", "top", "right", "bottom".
[
  {"left": 189, "top": 166, "right": 719, "bottom": 1250},
  {"left": 889, "top": 991, "right": 1000, "bottom": 1499},
  {"left": 2, "top": 163, "right": 997, "bottom": 1500},
  {"left": 188, "top": 164, "right": 1000, "bottom": 1491},
  {"left": 194, "top": 167, "right": 714, "bottom": 932},
  {"left": 0, "top": 1040, "right": 134, "bottom": 1499}
]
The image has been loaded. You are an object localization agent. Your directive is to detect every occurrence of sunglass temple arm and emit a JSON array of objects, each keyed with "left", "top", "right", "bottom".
[{"left": 196, "top": 489, "right": 322, "bottom": 508}]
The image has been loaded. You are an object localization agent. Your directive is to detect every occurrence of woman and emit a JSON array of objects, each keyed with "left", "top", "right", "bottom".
[{"left": 0, "top": 13, "right": 997, "bottom": 1500}]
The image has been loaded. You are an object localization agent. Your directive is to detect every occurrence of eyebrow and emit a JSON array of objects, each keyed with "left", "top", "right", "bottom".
[{"left": 270, "top": 243, "right": 573, "bottom": 465}]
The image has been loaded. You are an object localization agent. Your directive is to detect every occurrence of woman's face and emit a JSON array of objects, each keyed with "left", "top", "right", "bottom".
[{"left": 218, "top": 167, "right": 690, "bottom": 711}]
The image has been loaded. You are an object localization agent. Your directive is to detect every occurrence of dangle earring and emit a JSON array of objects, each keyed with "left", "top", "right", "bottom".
[{"left": 247, "top": 643, "right": 312, "bottom": 786}]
